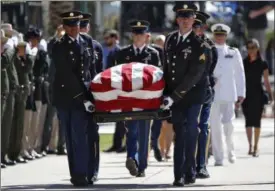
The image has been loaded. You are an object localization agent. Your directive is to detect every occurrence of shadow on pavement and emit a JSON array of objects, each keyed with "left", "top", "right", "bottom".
[{"left": 2, "top": 181, "right": 274, "bottom": 190}]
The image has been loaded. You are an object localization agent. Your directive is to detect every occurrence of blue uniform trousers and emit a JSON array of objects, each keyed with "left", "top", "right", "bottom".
[
  {"left": 57, "top": 108, "right": 91, "bottom": 178},
  {"left": 150, "top": 119, "right": 162, "bottom": 150},
  {"left": 87, "top": 118, "right": 100, "bottom": 179},
  {"left": 172, "top": 104, "right": 202, "bottom": 180},
  {"left": 126, "top": 120, "right": 150, "bottom": 172},
  {"left": 196, "top": 102, "right": 211, "bottom": 171}
]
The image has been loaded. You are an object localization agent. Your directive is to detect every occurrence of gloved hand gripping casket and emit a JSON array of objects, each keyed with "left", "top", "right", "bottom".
[{"left": 90, "top": 62, "right": 171, "bottom": 122}]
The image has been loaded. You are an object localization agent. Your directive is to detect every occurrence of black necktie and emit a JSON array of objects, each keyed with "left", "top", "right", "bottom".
[
  {"left": 136, "top": 48, "right": 140, "bottom": 55},
  {"left": 74, "top": 39, "right": 80, "bottom": 49},
  {"left": 177, "top": 36, "right": 183, "bottom": 45}
]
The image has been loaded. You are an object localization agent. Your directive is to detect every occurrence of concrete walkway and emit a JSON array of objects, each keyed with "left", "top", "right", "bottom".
[{"left": 1, "top": 119, "right": 274, "bottom": 190}]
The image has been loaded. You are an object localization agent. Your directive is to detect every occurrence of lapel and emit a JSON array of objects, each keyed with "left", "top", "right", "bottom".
[
  {"left": 78, "top": 34, "right": 88, "bottom": 56},
  {"left": 169, "top": 32, "right": 178, "bottom": 51},
  {"left": 125, "top": 45, "right": 136, "bottom": 62}
]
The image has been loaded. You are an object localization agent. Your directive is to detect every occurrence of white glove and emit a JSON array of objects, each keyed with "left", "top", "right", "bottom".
[
  {"left": 160, "top": 97, "right": 174, "bottom": 110},
  {"left": 84, "top": 101, "right": 95, "bottom": 113}
]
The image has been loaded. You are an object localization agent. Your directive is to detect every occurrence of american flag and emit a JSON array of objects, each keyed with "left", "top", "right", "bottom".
[{"left": 90, "top": 62, "right": 165, "bottom": 112}]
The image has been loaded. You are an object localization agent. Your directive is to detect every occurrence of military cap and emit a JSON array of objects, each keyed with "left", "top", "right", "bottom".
[
  {"left": 173, "top": 2, "right": 198, "bottom": 18},
  {"left": 211, "top": 23, "right": 231, "bottom": 35},
  {"left": 129, "top": 20, "right": 150, "bottom": 34},
  {"left": 194, "top": 11, "right": 210, "bottom": 26},
  {"left": 60, "top": 11, "right": 83, "bottom": 26},
  {"left": 80, "top": 13, "right": 92, "bottom": 28}
]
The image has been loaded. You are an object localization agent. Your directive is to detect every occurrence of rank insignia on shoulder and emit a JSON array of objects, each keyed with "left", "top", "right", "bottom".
[
  {"left": 225, "top": 54, "right": 233, "bottom": 58},
  {"left": 199, "top": 53, "right": 206, "bottom": 61}
]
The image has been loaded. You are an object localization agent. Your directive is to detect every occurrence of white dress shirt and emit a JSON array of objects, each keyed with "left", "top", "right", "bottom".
[
  {"left": 177, "top": 29, "right": 192, "bottom": 44},
  {"left": 133, "top": 44, "right": 146, "bottom": 55}
]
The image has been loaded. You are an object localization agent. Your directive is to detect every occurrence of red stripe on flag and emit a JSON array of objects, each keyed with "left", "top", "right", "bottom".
[
  {"left": 94, "top": 98, "right": 162, "bottom": 112},
  {"left": 90, "top": 68, "right": 113, "bottom": 92},
  {"left": 121, "top": 64, "right": 133, "bottom": 92},
  {"left": 142, "top": 65, "right": 155, "bottom": 89}
]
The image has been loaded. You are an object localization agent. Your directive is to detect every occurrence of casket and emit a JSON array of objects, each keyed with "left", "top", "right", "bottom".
[{"left": 90, "top": 62, "right": 171, "bottom": 122}]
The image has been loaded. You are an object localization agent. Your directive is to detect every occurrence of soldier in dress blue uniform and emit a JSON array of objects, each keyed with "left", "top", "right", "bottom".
[
  {"left": 52, "top": 11, "right": 97, "bottom": 187},
  {"left": 161, "top": 2, "right": 209, "bottom": 186},
  {"left": 112, "top": 20, "right": 160, "bottom": 177},
  {"left": 79, "top": 12, "right": 102, "bottom": 183},
  {"left": 193, "top": 11, "right": 218, "bottom": 179}
]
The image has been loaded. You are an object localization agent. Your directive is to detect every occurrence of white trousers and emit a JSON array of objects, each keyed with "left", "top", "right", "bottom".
[{"left": 210, "top": 101, "right": 235, "bottom": 163}]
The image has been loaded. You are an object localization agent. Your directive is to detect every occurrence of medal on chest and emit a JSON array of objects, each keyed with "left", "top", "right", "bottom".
[{"left": 182, "top": 46, "right": 192, "bottom": 59}]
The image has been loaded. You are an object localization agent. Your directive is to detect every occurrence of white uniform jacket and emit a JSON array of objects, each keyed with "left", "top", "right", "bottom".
[{"left": 213, "top": 44, "right": 246, "bottom": 102}]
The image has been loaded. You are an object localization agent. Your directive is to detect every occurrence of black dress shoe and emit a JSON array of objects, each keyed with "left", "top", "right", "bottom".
[
  {"left": 15, "top": 156, "right": 28, "bottom": 163},
  {"left": 116, "top": 146, "right": 126, "bottom": 153},
  {"left": 30, "top": 150, "right": 42, "bottom": 159},
  {"left": 70, "top": 176, "right": 88, "bottom": 187},
  {"left": 136, "top": 171, "right": 145, "bottom": 177},
  {"left": 57, "top": 148, "right": 67, "bottom": 155},
  {"left": 2, "top": 155, "right": 16, "bottom": 166},
  {"left": 1, "top": 163, "right": 6, "bottom": 168},
  {"left": 185, "top": 176, "right": 196, "bottom": 184},
  {"left": 41, "top": 151, "right": 47, "bottom": 157},
  {"left": 173, "top": 178, "right": 184, "bottom": 187},
  {"left": 153, "top": 148, "right": 163, "bottom": 162},
  {"left": 125, "top": 158, "right": 138, "bottom": 176},
  {"left": 196, "top": 168, "right": 210, "bottom": 179},
  {"left": 103, "top": 146, "right": 117, "bottom": 153},
  {"left": 22, "top": 150, "right": 34, "bottom": 160},
  {"left": 91, "top": 175, "right": 98, "bottom": 182}
]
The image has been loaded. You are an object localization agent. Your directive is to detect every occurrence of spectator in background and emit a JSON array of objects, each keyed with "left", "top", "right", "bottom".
[
  {"left": 102, "top": 29, "right": 119, "bottom": 70},
  {"left": 266, "top": 37, "right": 275, "bottom": 75},
  {"left": 241, "top": 39, "right": 273, "bottom": 157},
  {"left": 243, "top": 2, "right": 274, "bottom": 59}
]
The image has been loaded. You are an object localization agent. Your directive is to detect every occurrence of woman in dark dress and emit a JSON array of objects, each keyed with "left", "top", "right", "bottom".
[{"left": 242, "top": 39, "right": 273, "bottom": 157}]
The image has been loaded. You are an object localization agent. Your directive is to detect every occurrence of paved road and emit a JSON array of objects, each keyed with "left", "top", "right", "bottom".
[{"left": 1, "top": 118, "right": 274, "bottom": 190}]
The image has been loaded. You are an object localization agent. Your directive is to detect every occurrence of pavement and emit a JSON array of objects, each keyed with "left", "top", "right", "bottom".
[{"left": 1, "top": 118, "right": 274, "bottom": 190}]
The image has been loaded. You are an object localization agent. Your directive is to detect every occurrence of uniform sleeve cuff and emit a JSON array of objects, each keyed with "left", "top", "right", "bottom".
[{"left": 170, "top": 91, "right": 183, "bottom": 103}]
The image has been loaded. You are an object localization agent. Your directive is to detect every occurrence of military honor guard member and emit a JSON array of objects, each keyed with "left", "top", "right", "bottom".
[
  {"left": 79, "top": 12, "right": 102, "bottom": 183},
  {"left": 210, "top": 23, "right": 246, "bottom": 166},
  {"left": 1, "top": 30, "right": 12, "bottom": 168},
  {"left": 161, "top": 2, "right": 209, "bottom": 186},
  {"left": 193, "top": 11, "right": 218, "bottom": 179},
  {"left": 1, "top": 26, "right": 19, "bottom": 167},
  {"left": 51, "top": 11, "right": 98, "bottom": 187},
  {"left": 9, "top": 34, "right": 35, "bottom": 164},
  {"left": 113, "top": 20, "right": 160, "bottom": 177}
]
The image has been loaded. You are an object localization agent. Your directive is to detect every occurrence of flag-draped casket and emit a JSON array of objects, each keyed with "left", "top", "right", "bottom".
[{"left": 90, "top": 63, "right": 165, "bottom": 112}]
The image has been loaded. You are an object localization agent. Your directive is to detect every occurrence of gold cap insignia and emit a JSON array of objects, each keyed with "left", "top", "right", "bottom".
[
  {"left": 184, "top": 4, "right": 188, "bottom": 9},
  {"left": 70, "top": 12, "right": 74, "bottom": 17},
  {"left": 137, "top": 22, "right": 141, "bottom": 26},
  {"left": 199, "top": 53, "right": 206, "bottom": 61}
]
